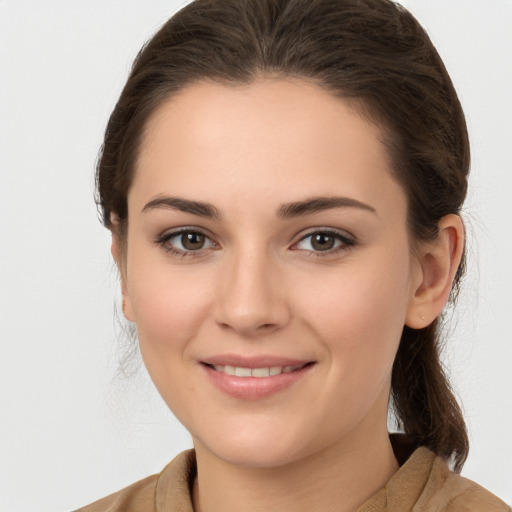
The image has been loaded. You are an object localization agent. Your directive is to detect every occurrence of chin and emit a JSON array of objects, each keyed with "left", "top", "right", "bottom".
[
  {"left": 191, "top": 417, "right": 325, "bottom": 470},
  {"left": 206, "top": 442, "right": 304, "bottom": 469}
]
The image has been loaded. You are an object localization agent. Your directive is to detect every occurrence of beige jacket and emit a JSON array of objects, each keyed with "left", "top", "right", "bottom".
[{"left": 76, "top": 447, "right": 510, "bottom": 511}]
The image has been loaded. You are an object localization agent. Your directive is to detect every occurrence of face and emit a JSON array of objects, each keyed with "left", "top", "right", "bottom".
[{"left": 121, "top": 79, "right": 422, "bottom": 468}]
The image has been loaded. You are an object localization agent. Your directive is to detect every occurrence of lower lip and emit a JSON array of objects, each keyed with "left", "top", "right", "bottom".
[{"left": 202, "top": 363, "right": 314, "bottom": 400}]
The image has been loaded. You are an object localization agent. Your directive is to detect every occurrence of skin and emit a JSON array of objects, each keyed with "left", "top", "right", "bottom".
[{"left": 114, "top": 78, "right": 463, "bottom": 512}]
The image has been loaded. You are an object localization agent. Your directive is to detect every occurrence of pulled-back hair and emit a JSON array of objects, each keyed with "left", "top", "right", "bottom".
[{"left": 96, "top": 0, "right": 470, "bottom": 471}]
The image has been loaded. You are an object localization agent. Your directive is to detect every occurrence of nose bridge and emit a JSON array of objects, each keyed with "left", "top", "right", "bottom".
[{"left": 214, "top": 243, "right": 289, "bottom": 335}]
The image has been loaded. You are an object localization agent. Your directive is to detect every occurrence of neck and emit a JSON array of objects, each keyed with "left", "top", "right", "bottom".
[{"left": 192, "top": 429, "right": 399, "bottom": 512}]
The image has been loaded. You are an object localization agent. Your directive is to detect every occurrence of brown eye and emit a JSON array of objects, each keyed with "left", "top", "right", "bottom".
[
  {"left": 181, "top": 232, "right": 206, "bottom": 250},
  {"left": 311, "top": 233, "right": 335, "bottom": 251},
  {"left": 158, "top": 229, "right": 215, "bottom": 255},
  {"left": 293, "top": 229, "right": 355, "bottom": 254}
]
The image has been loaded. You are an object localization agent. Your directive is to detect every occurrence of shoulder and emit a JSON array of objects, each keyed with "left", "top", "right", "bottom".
[
  {"left": 74, "top": 450, "right": 196, "bottom": 512},
  {"left": 426, "top": 456, "right": 510, "bottom": 512},
  {"left": 74, "top": 473, "right": 159, "bottom": 512},
  {"left": 361, "top": 441, "right": 510, "bottom": 512}
]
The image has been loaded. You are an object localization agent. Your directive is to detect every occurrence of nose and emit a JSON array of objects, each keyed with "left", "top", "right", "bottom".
[{"left": 213, "top": 249, "right": 291, "bottom": 337}]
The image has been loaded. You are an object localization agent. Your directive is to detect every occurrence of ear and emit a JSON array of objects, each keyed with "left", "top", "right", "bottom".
[
  {"left": 111, "top": 232, "right": 135, "bottom": 322},
  {"left": 405, "top": 214, "right": 464, "bottom": 329}
]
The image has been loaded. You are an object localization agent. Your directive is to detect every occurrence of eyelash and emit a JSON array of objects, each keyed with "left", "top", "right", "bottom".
[
  {"left": 154, "top": 228, "right": 216, "bottom": 258},
  {"left": 154, "top": 227, "right": 356, "bottom": 258},
  {"left": 292, "top": 228, "right": 356, "bottom": 257}
]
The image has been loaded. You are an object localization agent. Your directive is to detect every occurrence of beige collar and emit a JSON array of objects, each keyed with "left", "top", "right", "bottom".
[{"left": 154, "top": 445, "right": 439, "bottom": 512}]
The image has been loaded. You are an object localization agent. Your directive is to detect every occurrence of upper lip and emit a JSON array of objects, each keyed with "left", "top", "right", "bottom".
[{"left": 201, "top": 354, "right": 314, "bottom": 368}]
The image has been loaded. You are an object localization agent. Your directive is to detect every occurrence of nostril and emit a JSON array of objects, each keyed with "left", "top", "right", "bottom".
[{"left": 213, "top": 294, "right": 291, "bottom": 335}]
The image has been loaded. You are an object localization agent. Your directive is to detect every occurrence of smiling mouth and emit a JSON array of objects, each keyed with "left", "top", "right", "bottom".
[
  {"left": 204, "top": 362, "right": 314, "bottom": 378},
  {"left": 201, "top": 360, "right": 316, "bottom": 399}
]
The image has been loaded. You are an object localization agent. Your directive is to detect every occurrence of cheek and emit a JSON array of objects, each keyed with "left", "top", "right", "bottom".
[
  {"left": 126, "top": 266, "right": 220, "bottom": 422},
  {"left": 298, "top": 249, "right": 412, "bottom": 379},
  {"left": 125, "top": 261, "right": 215, "bottom": 369}
]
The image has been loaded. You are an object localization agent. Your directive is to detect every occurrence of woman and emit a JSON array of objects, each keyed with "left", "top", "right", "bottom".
[{"left": 77, "top": 0, "right": 510, "bottom": 510}]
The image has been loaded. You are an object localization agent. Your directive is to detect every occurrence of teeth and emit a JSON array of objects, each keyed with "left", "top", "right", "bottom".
[
  {"left": 252, "top": 367, "right": 270, "bottom": 377},
  {"left": 224, "top": 365, "right": 236, "bottom": 375},
  {"left": 212, "top": 364, "right": 303, "bottom": 377},
  {"left": 235, "top": 367, "right": 252, "bottom": 377}
]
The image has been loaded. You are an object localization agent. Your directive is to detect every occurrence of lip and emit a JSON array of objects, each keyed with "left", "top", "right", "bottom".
[
  {"left": 200, "top": 355, "right": 316, "bottom": 400},
  {"left": 203, "top": 354, "right": 311, "bottom": 368}
]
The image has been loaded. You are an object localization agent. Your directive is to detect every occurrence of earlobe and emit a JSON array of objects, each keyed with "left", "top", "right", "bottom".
[
  {"left": 111, "top": 233, "right": 120, "bottom": 264},
  {"left": 121, "top": 293, "right": 134, "bottom": 322},
  {"left": 111, "top": 233, "right": 134, "bottom": 322},
  {"left": 405, "top": 214, "right": 464, "bottom": 329}
]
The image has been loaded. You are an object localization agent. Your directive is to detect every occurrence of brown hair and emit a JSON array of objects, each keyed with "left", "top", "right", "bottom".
[{"left": 97, "top": 0, "right": 470, "bottom": 471}]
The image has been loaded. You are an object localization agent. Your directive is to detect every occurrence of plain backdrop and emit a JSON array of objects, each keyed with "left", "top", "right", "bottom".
[{"left": 0, "top": 1, "right": 511, "bottom": 510}]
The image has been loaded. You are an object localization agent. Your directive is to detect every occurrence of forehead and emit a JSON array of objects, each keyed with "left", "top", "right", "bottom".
[
  {"left": 139, "top": 77, "right": 387, "bottom": 165},
  {"left": 131, "top": 78, "right": 405, "bottom": 219}
]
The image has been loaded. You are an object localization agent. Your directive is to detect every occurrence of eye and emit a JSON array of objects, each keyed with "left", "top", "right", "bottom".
[
  {"left": 293, "top": 229, "right": 355, "bottom": 253},
  {"left": 156, "top": 229, "right": 216, "bottom": 255}
]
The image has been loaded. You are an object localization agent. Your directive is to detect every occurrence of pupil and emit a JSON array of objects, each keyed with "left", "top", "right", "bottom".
[
  {"left": 312, "top": 233, "right": 334, "bottom": 251},
  {"left": 182, "top": 232, "right": 205, "bottom": 250}
]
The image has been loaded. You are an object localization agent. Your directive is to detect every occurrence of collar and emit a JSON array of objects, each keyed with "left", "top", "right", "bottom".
[{"left": 154, "top": 442, "right": 440, "bottom": 512}]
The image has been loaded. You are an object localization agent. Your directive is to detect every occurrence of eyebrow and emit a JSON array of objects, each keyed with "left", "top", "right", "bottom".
[
  {"left": 276, "top": 196, "right": 377, "bottom": 218},
  {"left": 141, "top": 195, "right": 377, "bottom": 219},
  {"left": 142, "top": 196, "right": 221, "bottom": 219}
]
